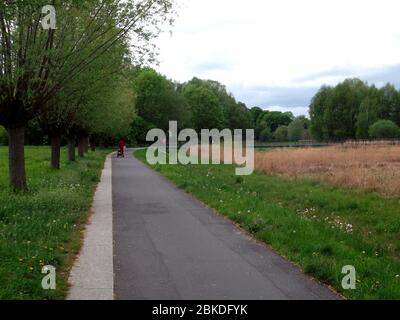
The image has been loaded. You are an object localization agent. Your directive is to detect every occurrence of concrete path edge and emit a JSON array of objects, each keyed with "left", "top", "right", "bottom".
[{"left": 67, "top": 154, "right": 114, "bottom": 300}]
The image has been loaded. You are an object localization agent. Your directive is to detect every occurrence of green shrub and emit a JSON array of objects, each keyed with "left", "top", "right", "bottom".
[
  {"left": 369, "top": 120, "right": 400, "bottom": 139},
  {"left": 0, "top": 126, "right": 8, "bottom": 145}
]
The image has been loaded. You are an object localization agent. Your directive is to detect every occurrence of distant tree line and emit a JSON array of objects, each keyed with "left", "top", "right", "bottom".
[
  {"left": 130, "top": 74, "right": 400, "bottom": 146},
  {"left": 251, "top": 108, "right": 311, "bottom": 143},
  {"left": 128, "top": 68, "right": 310, "bottom": 145},
  {"left": 129, "top": 68, "right": 254, "bottom": 144},
  {"left": 310, "top": 78, "right": 400, "bottom": 141}
]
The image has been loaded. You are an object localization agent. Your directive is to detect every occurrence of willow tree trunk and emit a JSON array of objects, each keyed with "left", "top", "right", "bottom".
[
  {"left": 51, "top": 135, "right": 61, "bottom": 169},
  {"left": 67, "top": 138, "right": 76, "bottom": 161},
  {"left": 7, "top": 126, "right": 27, "bottom": 192},
  {"left": 78, "top": 137, "right": 85, "bottom": 158}
]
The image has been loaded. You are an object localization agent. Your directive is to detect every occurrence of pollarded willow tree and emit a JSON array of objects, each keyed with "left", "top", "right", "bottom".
[
  {"left": 0, "top": 0, "right": 176, "bottom": 190},
  {"left": 39, "top": 34, "right": 132, "bottom": 168}
]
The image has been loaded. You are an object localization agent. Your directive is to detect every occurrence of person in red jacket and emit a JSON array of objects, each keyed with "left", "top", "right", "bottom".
[{"left": 118, "top": 138, "right": 126, "bottom": 158}]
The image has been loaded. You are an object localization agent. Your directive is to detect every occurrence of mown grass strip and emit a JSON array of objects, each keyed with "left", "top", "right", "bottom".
[
  {"left": 0, "top": 146, "right": 110, "bottom": 300},
  {"left": 135, "top": 149, "right": 400, "bottom": 300}
]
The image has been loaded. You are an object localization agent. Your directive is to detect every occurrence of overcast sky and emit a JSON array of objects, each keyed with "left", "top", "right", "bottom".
[{"left": 154, "top": 0, "right": 400, "bottom": 116}]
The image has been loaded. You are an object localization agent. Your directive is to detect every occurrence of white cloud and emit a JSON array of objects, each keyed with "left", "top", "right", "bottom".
[{"left": 154, "top": 0, "right": 400, "bottom": 115}]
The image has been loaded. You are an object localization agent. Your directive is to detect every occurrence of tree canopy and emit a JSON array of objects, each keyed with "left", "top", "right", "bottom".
[{"left": 310, "top": 79, "right": 400, "bottom": 141}]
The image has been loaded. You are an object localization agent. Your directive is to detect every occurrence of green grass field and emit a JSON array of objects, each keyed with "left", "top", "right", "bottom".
[
  {"left": 0, "top": 146, "right": 110, "bottom": 300},
  {"left": 136, "top": 149, "right": 400, "bottom": 300}
]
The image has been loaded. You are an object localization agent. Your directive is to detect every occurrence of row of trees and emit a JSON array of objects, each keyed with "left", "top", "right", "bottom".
[
  {"left": 310, "top": 79, "right": 400, "bottom": 140},
  {"left": 130, "top": 73, "right": 400, "bottom": 146},
  {"left": 129, "top": 69, "right": 254, "bottom": 144},
  {"left": 129, "top": 68, "right": 310, "bottom": 145},
  {"left": 0, "top": 0, "right": 175, "bottom": 191},
  {"left": 251, "top": 108, "right": 311, "bottom": 142}
]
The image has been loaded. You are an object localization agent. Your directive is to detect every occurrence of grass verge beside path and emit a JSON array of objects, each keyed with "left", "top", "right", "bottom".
[
  {"left": 0, "top": 146, "right": 110, "bottom": 299},
  {"left": 135, "top": 149, "right": 400, "bottom": 300}
]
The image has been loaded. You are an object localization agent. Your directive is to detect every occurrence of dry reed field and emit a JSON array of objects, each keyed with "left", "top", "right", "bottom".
[{"left": 255, "top": 144, "right": 400, "bottom": 197}]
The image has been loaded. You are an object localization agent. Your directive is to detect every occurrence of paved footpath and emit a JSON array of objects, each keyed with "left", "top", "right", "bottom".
[
  {"left": 112, "top": 151, "right": 339, "bottom": 300},
  {"left": 68, "top": 155, "right": 114, "bottom": 300}
]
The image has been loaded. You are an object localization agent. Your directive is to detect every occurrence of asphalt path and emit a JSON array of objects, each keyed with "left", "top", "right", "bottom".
[{"left": 112, "top": 150, "right": 338, "bottom": 300}]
